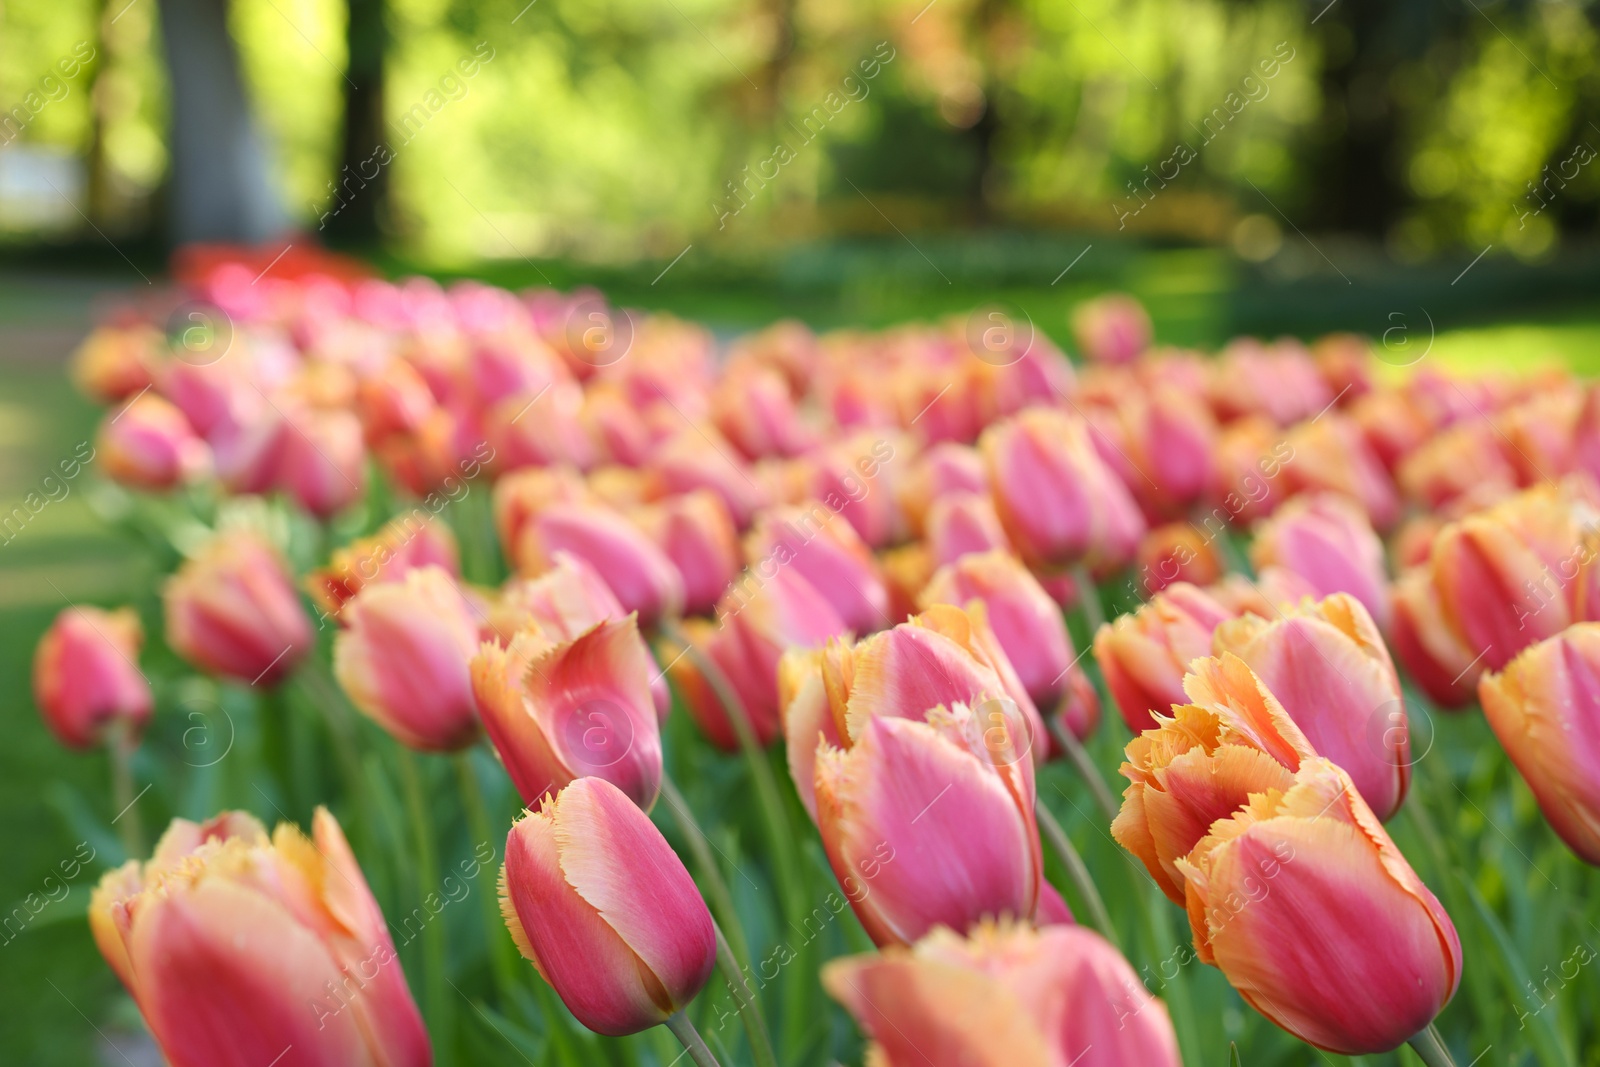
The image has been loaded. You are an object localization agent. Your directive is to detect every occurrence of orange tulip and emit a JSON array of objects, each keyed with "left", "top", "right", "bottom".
[
  {"left": 1388, "top": 565, "right": 1483, "bottom": 708},
  {"left": 333, "top": 566, "right": 482, "bottom": 751},
  {"left": 1112, "top": 653, "right": 1313, "bottom": 903},
  {"left": 1281, "top": 413, "right": 1400, "bottom": 531},
  {"left": 90, "top": 809, "right": 431, "bottom": 1067},
  {"left": 1135, "top": 521, "right": 1225, "bottom": 596},
  {"left": 165, "top": 530, "right": 313, "bottom": 685},
  {"left": 1479, "top": 624, "right": 1600, "bottom": 864},
  {"left": 306, "top": 514, "right": 460, "bottom": 621},
  {"left": 33, "top": 606, "right": 152, "bottom": 749},
  {"left": 824, "top": 922, "right": 1181, "bottom": 1067},
  {"left": 500, "top": 777, "right": 716, "bottom": 1035},
  {"left": 1251, "top": 492, "right": 1390, "bottom": 630},
  {"left": 1093, "top": 582, "right": 1235, "bottom": 732},
  {"left": 1212, "top": 594, "right": 1410, "bottom": 820},
  {"left": 1176, "top": 758, "right": 1461, "bottom": 1054}
]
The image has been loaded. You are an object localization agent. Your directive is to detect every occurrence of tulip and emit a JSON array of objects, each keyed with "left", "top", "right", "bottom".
[
  {"left": 1135, "top": 521, "right": 1225, "bottom": 596},
  {"left": 1311, "top": 332, "right": 1375, "bottom": 400},
  {"left": 897, "top": 441, "right": 987, "bottom": 536},
  {"left": 877, "top": 542, "right": 935, "bottom": 622},
  {"left": 1036, "top": 881, "right": 1075, "bottom": 926},
  {"left": 745, "top": 502, "right": 891, "bottom": 634},
  {"left": 924, "top": 490, "right": 1011, "bottom": 565},
  {"left": 1100, "top": 388, "right": 1220, "bottom": 520},
  {"left": 895, "top": 361, "right": 985, "bottom": 445},
  {"left": 1093, "top": 582, "right": 1235, "bottom": 732},
  {"left": 473, "top": 616, "right": 663, "bottom": 809},
  {"left": 815, "top": 708, "right": 1040, "bottom": 946},
  {"left": 356, "top": 357, "right": 436, "bottom": 442},
  {"left": 1208, "top": 338, "right": 1332, "bottom": 426},
  {"left": 1113, "top": 652, "right": 1314, "bottom": 903},
  {"left": 647, "top": 428, "right": 771, "bottom": 529},
  {"left": 273, "top": 402, "right": 368, "bottom": 519},
  {"left": 333, "top": 566, "right": 481, "bottom": 751},
  {"left": 980, "top": 407, "right": 1146, "bottom": 572},
  {"left": 668, "top": 566, "right": 850, "bottom": 749},
  {"left": 919, "top": 549, "right": 1083, "bottom": 716},
  {"left": 629, "top": 489, "right": 740, "bottom": 617},
  {"left": 779, "top": 648, "right": 841, "bottom": 820},
  {"left": 1209, "top": 415, "right": 1293, "bottom": 526},
  {"left": 823, "top": 604, "right": 1047, "bottom": 764},
  {"left": 491, "top": 464, "right": 592, "bottom": 558},
  {"left": 1250, "top": 492, "right": 1390, "bottom": 630},
  {"left": 1388, "top": 566, "right": 1482, "bottom": 709},
  {"left": 1480, "top": 626, "right": 1600, "bottom": 864},
  {"left": 98, "top": 393, "right": 210, "bottom": 490},
  {"left": 306, "top": 514, "right": 461, "bottom": 620},
  {"left": 1212, "top": 594, "right": 1410, "bottom": 820},
  {"left": 1350, "top": 388, "right": 1431, "bottom": 474},
  {"left": 801, "top": 432, "right": 907, "bottom": 548},
  {"left": 713, "top": 365, "right": 816, "bottom": 459},
  {"left": 1071, "top": 292, "right": 1152, "bottom": 365},
  {"left": 500, "top": 777, "right": 716, "bottom": 1036},
  {"left": 89, "top": 809, "right": 431, "bottom": 1067},
  {"left": 1398, "top": 418, "right": 1521, "bottom": 512},
  {"left": 71, "top": 323, "right": 160, "bottom": 402},
  {"left": 1175, "top": 757, "right": 1461, "bottom": 1054},
  {"left": 1429, "top": 483, "right": 1599, "bottom": 671},
  {"left": 514, "top": 503, "right": 685, "bottom": 626},
  {"left": 1204, "top": 566, "right": 1319, "bottom": 620},
  {"left": 823, "top": 922, "right": 1180, "bottom": 1067},
  {"left": 1496, "top": 389, "right": 1581, "bottom": 485},
  {"left": 165, "top": 530, "right": 313, "bottom": 685},
  {"left": 485, "top": 380, "right": 597, "bottom": 472},
  {"left": 1282, "top": 413, "right": 1401, "bottom": 531},
  {"left": 33, "top": 606, "right": 153, "bottom": 749}
]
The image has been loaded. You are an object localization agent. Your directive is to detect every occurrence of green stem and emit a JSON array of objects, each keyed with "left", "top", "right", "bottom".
[
  {"left": 108, "top": 718, "right": 144, "bottom": 859},
  {"left": 454, "top": 751, "right": 518, "bottom": 1004},
  {"left": 293, "top": 658, "right": 370, "bottom": 830},
  {"left": 715, "top": 923, "right": 779, "bottom": 1067},
  {"left": 665, "top": 1010, "right": 723, "bottom": 1067},
  {"left": 1071, "top": 563, "right": 1107, "bottom": 634},
  {"left": 1034, "top": 799, "right": 1118, "bottom": 947},
  {"left": 1047, "top": 714, "right": 1120, "bottom": 824},
  {"left": 396, "top": 747, "right": 451, "bottom": 1063},
  {"left": 1406, "top": 1022, "right": 1458, "bottom": 1067}
]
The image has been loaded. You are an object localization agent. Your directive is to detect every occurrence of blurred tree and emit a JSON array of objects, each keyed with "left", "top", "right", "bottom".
[
  {"left": 324, "top": 0, "right": 389, "bottom": 245},
  {"left": 155, "top": 0, "right": 283, "bottom": 241}
]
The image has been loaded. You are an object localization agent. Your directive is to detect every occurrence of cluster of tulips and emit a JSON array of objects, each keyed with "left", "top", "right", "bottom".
[{"left": 31, "top": 247, "right": 1600, "bottom": 1066}]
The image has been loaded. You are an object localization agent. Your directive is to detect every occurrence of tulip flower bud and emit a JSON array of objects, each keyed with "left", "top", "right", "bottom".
[
  {"left": 802, "top": 432, "right": 907, "bottom": 548},
  {"left": 356, "top": 357, "right": 436, "bottom": 442},
  {"left": 897, "top": 441, "right": 987, "bottom": 537},
  {"left": 1312, "top": 332, "right": 1375, "bottom": 400},
  {"left": 745, "top": 502, "right": 891, "bottom": 634},
  {"left": 924, "top": 490, "right": 1011, "bottom": 565},
  {"left": 514, "top": 503, "right": 685, "bottom": 627},
  {"left": 72, "top": 323, "right": 160, "bottom": 402},
  {"left": 1350, "top": 388, "right": 1431, "bottom": 474},
  {"left": 1479, "top": 625, "right": 1600, "bottom": 864},
  {"left": 824, "top": 922, "right": 1181, "bottom": 1067},
  {"left": 90, "top": 809, "right": 432, "bottom": 1067},
  {"left": 1281, "top": 414, "right": 1400, "bottom": 531},
  {"left": 165, "top": 530, "right": 313, "bottom": 685},
  {"left": 1113, "top": 653, "right": 1315, "bottom": 902},
  {"left": 1251, "top": 492, "right": 1390, "bottom": 629},
  {"left": 1388, "top": 566, "right": 1482, "bottom": 708},
  {"left": 492, "top": 464, "right": 592, "bottom": 558},
  {"left": 629, "top": 489, "right": 740, "bottom": 617},
  {"left": 1103, "top": 388, "right": 1220, "bottom": 520},
  {"left": 980, "top": 407, "right": 1146, "bottom": 571},
  {"left": 816, "top": 706, "right": 1040, "bottom": 946},
  {"left": 98, "top": 393, "right": 211, "bottom": 490},
  {"left": 1203, "top": 565, "right": 1318, "bottom": 620},
  {"left": 474, "top": 616, "right": 663, "bottom": 809},
  {"left": 648, "top": 428, "right": 771, "bottom": 529},
  {"left": 1175, "top": 758, "right": 1461, "bottom": 1054},
  {"left": 273, "top": 403, "right": 368, "bottom": 519},
  {"left": 1213, "top": 594, "right": 1410, "bottom": 820},
  {"left": 713, "top": 365, "right": 816, "bottom": 459},
  {"left": 1094, "top": 582, "right": 1235, "bottom": 732},
  {"left": 307, "top": 514, "right": 461, "bottom": 621},
  {"left": 486, "top": 380, "right": 596, "bottom": 472},
  {"left": 1071, "top": 292, "right": 1152, "bottom": 365},
  {"left": 500, "top": 777, "right": 716, "bottom": 1035},
  {"left": 1208, "top": 338, "right": 1332, "bottom": 426},
  {"left": 333, "top": 566, "right": 481, "bottom": 751},
  {"left": 1398, "top": 418, "right": 1521, "bottom": 512},
  {"left": 1210, "top": 415, "right": 1293, "bottom": 526},
  {"left": 1136, "top": 521, "right": 1225, "bottom": 596},
  {"left": 920, "top": 549, "right": 1084, "bottom": 716},
  {"left": 668, "top": 566, "right": 850, "bottom": 750},
  {"left": 33, "top": 606, "right": 153, "bottom": 749}
]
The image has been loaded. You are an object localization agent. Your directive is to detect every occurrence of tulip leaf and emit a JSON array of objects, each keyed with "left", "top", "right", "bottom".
[{"left": 1460, "top": 876, "right": 1576, "bottom": 1067}]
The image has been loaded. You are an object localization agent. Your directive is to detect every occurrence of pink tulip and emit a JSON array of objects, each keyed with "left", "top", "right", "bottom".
[
  {"left": 500, "top": 777, "right": 716, "bottom": 1035},
  {"left": 745, "top": 502, "right": 891, "bottom": 634},
  {"left": 1093, "top": 582, "right": 1235, "bottom": 732},
  {"left": 1135, "top": 522, "right": 1226, "bottom": 596},
  {"left": 90, "top": 809, "right": 431, "bottom": 1067},
  {"left": 1281, "top": 413, "right": 1401, "bottom": 531},
  {"left": 629, "top": 490, "right": 741, "bottom": 617},
  {"left": 306, "top": 514, "right": 461, "bottom": 621},
  {"left": 492, "top": 464, "right": 591, "bottom": 557},
  {"left": 1251, "top": 492, "right": 1390, "bottom": 629},
  {"left": 897, "top": 441, "right": 987, "bottom": 537},
  {"left": 1071, "top": 292, "right": 1152, "bottom": 365},
  {"left": 1213, "top": 593, "right": 1410, "bottom": 820},
  {"left": 33, "top": 606, "right": 152, "bottom": 749},
  {"left": 71, "top": 323, "right": 160, "bottom": 402},
  {"left": 1389, "top": 566, "right": 1482, "bottom": 709},
  {"left": 165, "top": 530, "right": 313, "bottom": 685},
  {"left": 980, "top": 408, "right": 1146, "bottom": 572},
  {"left": 333, "top": 566, "right": 481, "bottom": 751},
  {"left": 647, "top": 429, "right": 771, "bottom": 529},
  {"left": 801, "top": 432, "right": 906, "bottom": 548},
  {"left": 824, "top": 923, "right": 1180, "bottom": 1067},
  {"left": 271, "top": 402, "right": 368, "bottom": 519},
  {"left": 98, "top": 393, "right": 210, "bottom": 490},
  {"left": 486, "top": 380, "right": 597, "bottom": 472},
  {"left": 514, "top": 503, "right": 685, "bottom": 627},
  {"left": 816, "top": 710, "right": 1040, "bottom": 946},
  {"left": 473, "top": 616, "right": 663, "bottom": 809},
  {"left": 925, "top": 490, "right": 1011, "bottom": 565},
  {"left": 713, "top": 365, "right": 816, "bottom": 459},
  {"left": 1208, "top": 338, "right": 1333, "bottom": 426}
]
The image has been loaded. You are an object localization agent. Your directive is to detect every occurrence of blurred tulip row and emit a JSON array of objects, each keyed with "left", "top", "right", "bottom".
[{"left": 31, "top": 246, "right": 1600, "bottom": 1066}]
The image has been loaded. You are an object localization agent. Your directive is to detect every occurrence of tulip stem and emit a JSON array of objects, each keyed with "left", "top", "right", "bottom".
[
  {"left": 396, "top": 747, "right": 452, "bottom": 1063},
  {"left": 454, "top": 751, "right": 520, "bottom": 1004},
  {"left": 1071, "top": 564, "right": 1107, "bottom": 634},
  {"left": 1034, "top": 799, "right": 1118, "bottom": 947},
  {"left": 665, "top": 1010, "right": 724, "bottom": 1067},
  {"left": 1047, "top": 714, "right": 1121, "bottom": 824},
  {"left": 1406, "top": 1022, "right": 1459, "bottom": 1067},
  {"left": 714, "top": 923, "right": 779, "bottom": 1067},
  {"left": 108, "top": 719, "right": 144, "bottom": 859}
]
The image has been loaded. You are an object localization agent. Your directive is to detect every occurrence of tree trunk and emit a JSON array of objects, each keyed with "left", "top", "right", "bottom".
[
  {"left": 154, "top": 0, "right": 283, "bottom": 244},
  {"left": 322, "top": 0, "right": 388, "bottom": 246}
]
